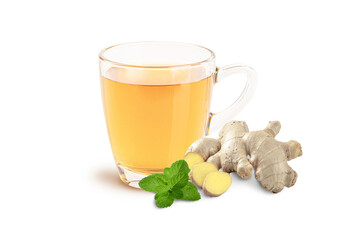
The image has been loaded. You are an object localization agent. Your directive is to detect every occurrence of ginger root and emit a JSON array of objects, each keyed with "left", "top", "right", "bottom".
[
  {"left": 184, "top": 121, "right": 303, "bottom": 193},
  {"left": 207, "top": 121, "right": 302, "bottom": 193},
  {"left": 184, "top": 138, "right": 221, "bottom": 169},
  {"left": 189, "top": 162, "right": 218, "bottom": 188},
  {"left": 203, "top": 172, "right": 232, "bottom": 197}
]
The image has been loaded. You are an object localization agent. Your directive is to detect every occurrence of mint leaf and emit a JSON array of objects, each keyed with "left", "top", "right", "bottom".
[
  {"left": 154, "top": 191, "right": 169, "bottom": 200},
  {"left": 168, "top": 172, "right": 189, "bottom": 189},
  {"left": 169, "top": 188, "right": 183, "bottom": 199},
  {"left": 180, "top": 182, "right": 201, "bottom": 201},
  {"left": 164, "top": 160, "right": 190, "bottom": 179},
  {"left": 139, "top": 174, "right": 169, "bottom": 193},
  {"left": 139, "top": 160, "right": 200, "bottom": 208},
  {"left": 164, "top": 160, "right": 190, "bottom": 189},
  {"left": 156, "top": 195, "right": 174, "bottom": 208}
]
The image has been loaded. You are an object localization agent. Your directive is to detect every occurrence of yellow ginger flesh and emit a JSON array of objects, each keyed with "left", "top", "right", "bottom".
[
  {"left": 184, "top": 152, "right": 204, "bottom": 169},
  {"left": 190, "top": 162, "right": 218, "bottom": 188},
  {"left": 203, "top": 172, "right": 232, "bottom": 197}
]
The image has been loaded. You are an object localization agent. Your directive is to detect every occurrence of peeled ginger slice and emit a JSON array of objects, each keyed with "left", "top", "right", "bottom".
[
  {"left": 203, "top": 172, "right": 232, "bottom": 197},
  {"left": 190, "top": 162, "right": 218, "bottom": 188},
  {"left": 184, "top": 152, "right": 204, "bottom": 169}
]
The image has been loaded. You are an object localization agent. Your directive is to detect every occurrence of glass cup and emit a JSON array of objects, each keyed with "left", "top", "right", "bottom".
[{"left": 99, "top": 42, "right": 256, "bottom": 187}]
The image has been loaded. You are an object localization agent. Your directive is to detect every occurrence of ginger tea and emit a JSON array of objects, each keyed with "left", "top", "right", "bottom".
[{"left": 101, "top": 67, "right": 214, "bottom": 174}]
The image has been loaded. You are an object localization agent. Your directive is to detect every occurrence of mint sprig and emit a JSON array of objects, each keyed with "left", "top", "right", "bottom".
[{"left": 139, "top": 160, "right": 201, "bottom": 208}]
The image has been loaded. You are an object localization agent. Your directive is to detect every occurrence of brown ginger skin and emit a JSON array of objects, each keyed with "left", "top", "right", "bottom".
[
  {"left": 183, "top": 137, "right": 221, "bottom": 169},
  {"left": 185, "top": 137, "right": 221, "bottom": 160},
  {"left": 207, "top": 121, "right": 302, "bottom": 193}
]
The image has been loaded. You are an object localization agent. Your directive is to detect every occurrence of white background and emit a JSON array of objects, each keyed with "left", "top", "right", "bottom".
[{"left": 1, "top": 0, "right": 360, "bottom": 239}]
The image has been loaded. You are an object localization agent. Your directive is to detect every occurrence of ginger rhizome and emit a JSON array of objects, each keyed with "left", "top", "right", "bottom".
[
  {"left": 189, "top": 162, "right": 218, "bottom": 188},
  {"left": 184, "top": 138, "right": 221, "bottom": 169},
  {"left": 203, "top": 172, "right": 232, "bottom": 197},
  {"left": 185, "top": 121, "right": 302, "bottom": 193}
]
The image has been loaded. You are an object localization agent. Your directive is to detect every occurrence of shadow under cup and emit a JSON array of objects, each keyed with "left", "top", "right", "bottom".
[{"left": 99, "top": 42, "right": 257, "bottom": 188}]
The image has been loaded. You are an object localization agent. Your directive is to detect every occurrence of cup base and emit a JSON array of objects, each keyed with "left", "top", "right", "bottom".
[{"left": 116, "top": 164, "right": 150, "bottom": 188}]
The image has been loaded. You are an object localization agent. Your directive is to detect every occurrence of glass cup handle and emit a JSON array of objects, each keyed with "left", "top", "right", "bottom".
[{"left": 207, "top": 64, "right": 257, "bottom": 134}]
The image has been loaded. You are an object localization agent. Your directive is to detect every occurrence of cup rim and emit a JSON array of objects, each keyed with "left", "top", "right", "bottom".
[{"left": 98, "top": 41, "right": 216, "bottom": 69}]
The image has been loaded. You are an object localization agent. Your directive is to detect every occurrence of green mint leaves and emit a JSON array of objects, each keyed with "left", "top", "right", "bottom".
[
  {"left": 139, "top": 160, "right": 201, "bottom": 208},
  {"left": 137, "top": 174, "right": 168, "bottom": 193}
]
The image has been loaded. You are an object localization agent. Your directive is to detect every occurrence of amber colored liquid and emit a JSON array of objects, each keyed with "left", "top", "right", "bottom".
[{"left": 101, "top": 68, "right": 214, "bottom": 174}]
